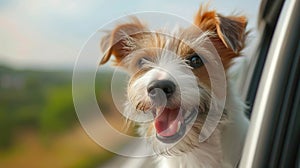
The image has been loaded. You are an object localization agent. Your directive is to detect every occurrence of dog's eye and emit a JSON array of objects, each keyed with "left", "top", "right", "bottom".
[
  {"left": 186, "top": 53, "right": 205, "bottom": 68},
  {"left": 137, "top": 57, "right": 151, "bottom": 68}
]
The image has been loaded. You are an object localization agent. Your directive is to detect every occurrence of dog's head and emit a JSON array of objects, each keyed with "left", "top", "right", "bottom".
[{"left": 100, "top": 6, "right": 247, "bottom": 155}]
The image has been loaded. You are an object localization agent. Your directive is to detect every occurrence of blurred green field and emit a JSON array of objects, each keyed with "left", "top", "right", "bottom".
[{"left": 0, "top": 65, "right": 128, "bottom": 168}]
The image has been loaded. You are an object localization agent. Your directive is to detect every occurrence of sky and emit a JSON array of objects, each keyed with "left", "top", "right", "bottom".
[{"left": 0, "top": 0, "right": 261, "bottom": 70}]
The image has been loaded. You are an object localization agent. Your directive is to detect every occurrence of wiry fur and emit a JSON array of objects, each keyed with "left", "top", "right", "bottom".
[{"left": 100, "top": 5, "right": 249, "bottom": 168}]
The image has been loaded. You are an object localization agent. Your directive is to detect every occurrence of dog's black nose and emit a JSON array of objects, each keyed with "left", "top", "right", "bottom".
[{"left": 147, "top": 80, "right": 176, "bottom": 99}]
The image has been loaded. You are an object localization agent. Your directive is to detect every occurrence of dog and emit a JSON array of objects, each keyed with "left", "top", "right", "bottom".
[{"left": 99, "top": 5, "right": 249, "bottom": 168}]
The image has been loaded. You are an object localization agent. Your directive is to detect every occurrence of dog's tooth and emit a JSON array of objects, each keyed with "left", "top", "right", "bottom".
[{"left": 177, "top": 121, "right": 181, "bottom": 132}]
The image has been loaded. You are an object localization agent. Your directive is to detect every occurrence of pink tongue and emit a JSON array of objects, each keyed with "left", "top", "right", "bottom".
[{"left": 154, "top": 108, "right": 181, "bottom": 137}]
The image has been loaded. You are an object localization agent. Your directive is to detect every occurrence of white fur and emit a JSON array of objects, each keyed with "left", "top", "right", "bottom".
[
  {"left": 124, "top": 54, "right": 248, "bottom": 167},
  {"left": 119, "top": 27, "right": 249, "bottom": 168}
]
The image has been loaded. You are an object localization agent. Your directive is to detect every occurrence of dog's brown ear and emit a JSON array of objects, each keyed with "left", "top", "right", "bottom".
[
  {"left": 100, "top": 17, "right": 146, "bottom": 65},
  {"left": 194, "top": 6, "right": 247, "bottom": 53}
]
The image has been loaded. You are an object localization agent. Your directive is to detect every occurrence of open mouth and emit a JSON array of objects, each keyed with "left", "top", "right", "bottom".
[{"left": 153, "top": 107, "right": 198, "bottom": 143}]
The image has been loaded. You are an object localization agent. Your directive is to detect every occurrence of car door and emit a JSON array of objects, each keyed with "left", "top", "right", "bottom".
[{"left": 239, "top": 0, "right": 300, "bottom": 167}]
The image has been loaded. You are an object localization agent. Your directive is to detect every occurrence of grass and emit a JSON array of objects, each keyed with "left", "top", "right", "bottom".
[
  {"left": 0, "top": 125, "right": 118, "bottom": 168},
  {"left": 0, "top": 65, "right": 131, "bottom": 167}
]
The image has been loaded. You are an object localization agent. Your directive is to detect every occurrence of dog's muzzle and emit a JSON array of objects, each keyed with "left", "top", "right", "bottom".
[{"left": 146, "top": 79, "right": 198, "bottom": 143}]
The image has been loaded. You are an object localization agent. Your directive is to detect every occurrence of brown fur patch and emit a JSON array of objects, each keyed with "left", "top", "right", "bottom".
[
  {"left": 194, "top": 5, "right": 247, "bottom": 55},
  {"left": 100, "top": 17, "right": 147, "bottom": 65}
]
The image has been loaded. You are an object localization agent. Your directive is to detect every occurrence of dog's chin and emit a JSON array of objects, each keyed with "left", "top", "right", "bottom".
[{"left": 151, "top": 107, "right": 198, "bottom": 144}]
